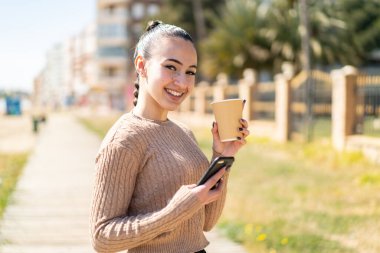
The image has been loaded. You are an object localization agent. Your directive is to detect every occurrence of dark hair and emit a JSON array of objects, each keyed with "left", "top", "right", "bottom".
[{"left": 133, "top": 20, "right": 194, "bottom": 106}]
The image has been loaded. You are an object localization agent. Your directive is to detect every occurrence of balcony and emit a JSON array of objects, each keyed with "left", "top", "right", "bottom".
[
  {"left": 97, "top": 24, "right": 128, "bottom": 45},
  {"left": 97, "top": 8, "right": 129, "bottom": 23},
  {"left": 98, "top": 14, "right": 127, "bottom": 24},
  {"left": 98, "top": 76, "right": 127, "bottom": 92},
  {"left": 98, "top": 37, "right": 128, "bottom": 47},
  {"left": 98, "top": 57, "right": 127, "bottom": 67}
]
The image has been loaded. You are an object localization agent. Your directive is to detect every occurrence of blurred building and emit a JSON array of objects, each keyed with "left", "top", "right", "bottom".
[
  {"left": 65, "top": 23, "right": 98, "bottom": 107},
  {"left": 96, "top": 0, "right": 161, "bottom": 110},
  {"left": 35, "top": 44, "right": 65, "bottom": 110},
  {"left": 34, "top": 23, "right": 97, "bottom": 111},
  {"left": 34, "top": 0, "right": 162, "bottom": 112}
]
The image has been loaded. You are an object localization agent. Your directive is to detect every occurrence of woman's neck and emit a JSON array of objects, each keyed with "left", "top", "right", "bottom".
[{"left": 133, "top": 102, "right": 168, "bottom": 122}]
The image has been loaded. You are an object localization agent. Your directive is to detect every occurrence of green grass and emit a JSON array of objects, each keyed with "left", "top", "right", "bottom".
[
  {"left": 0, "top": 153, "right": 28, "bottom": 218},
  {"left": 78, "top": 114, "right": 380, "bottom": 253},
  {"left": 190, "top": 129, "right": 380, "bottom": 253},
  {"left": 202, "top": 134, "right": 380, "bottom": 253},
  {"left": 308, "top": 116, "right": 380, "bottom": 139}
]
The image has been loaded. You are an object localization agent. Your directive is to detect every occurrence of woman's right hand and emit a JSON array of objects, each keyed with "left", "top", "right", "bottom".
[{"left": 189, "top": 167, "right": 227, "bottom": 205}]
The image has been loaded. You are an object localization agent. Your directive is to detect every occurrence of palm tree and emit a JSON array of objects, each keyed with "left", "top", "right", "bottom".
[
  {"left": 307, "top": 0, "right": 361, "bottom": 66},
  {"left": 200, "top": 0, "right": 272, "bottom": 79},
  {"left": 200, "top": 0, "right": 362, "bottom": 79},
  {"left": 152, "top": 0, "right": 226, "bottom": 43},
  {"left": 262, "top": 0, "right": 301, "bottom": 72},
  {"left": 334, "top": 0, "right": 380, "bottom": 63},
  {"left": 268, "top": 0, "right": 361, "bottom": 68}
]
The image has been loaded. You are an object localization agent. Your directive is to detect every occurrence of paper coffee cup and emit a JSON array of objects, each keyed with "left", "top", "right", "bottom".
[{"left": 211, "top": 98, "right": 244, "bottom": 142}]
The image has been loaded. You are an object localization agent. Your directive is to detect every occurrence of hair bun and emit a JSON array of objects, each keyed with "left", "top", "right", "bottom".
[{"left": 146, "top": 20, "right": 163, "bottom": 32}]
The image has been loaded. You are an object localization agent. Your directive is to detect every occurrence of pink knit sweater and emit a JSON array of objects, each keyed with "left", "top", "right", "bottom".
[{"left": 90, "top": 112, "right": 228, "bottom": 253}]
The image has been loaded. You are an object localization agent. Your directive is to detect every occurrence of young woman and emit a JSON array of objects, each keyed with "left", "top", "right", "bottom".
[{"left": 90, "top": 20, "right": 249, "bottom": 253}]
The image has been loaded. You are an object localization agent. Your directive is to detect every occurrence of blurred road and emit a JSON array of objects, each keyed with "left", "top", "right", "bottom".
[{"left": 0, "top": 112, "right": 247, "bottom": 253}]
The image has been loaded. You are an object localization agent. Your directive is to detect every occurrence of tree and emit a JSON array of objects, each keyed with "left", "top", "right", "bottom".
[
  {"left": 307, "top": 0, "right": 361, "bottom": 66},
  {"left": 152, "top": 0, "right": 226, "bottom": 42},
  {"left": 200, "top": 0, "right": 272, "bottom": 79},
  {"left": 334, "top": 0, "right": 380, "bottom": 63},
  {"left": 200, "top": 0, "right": 362, "bottom": 79}
]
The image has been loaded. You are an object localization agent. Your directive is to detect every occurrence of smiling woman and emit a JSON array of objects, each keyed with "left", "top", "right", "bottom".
[
  {"left": 134, "top": 35, "right": 197, "bottom": 115},
  {"left": 89, "top": 20, "right": 250, "bottom": 253},
  {"left": 132, "top": 20, "right": 197, "bottom": 116}
]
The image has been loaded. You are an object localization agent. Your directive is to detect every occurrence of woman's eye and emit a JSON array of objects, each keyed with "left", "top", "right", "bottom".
[
  {"left": 165, "top": 65, "right": 176, "bottom": 71},
  {"left": 186, "top": 71, "right": 196, "bottom": 76}
]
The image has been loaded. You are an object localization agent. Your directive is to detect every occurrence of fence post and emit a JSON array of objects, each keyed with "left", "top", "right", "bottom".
[
  {"left": 213, "top": 73, "right": 228, "bottom": 101},
  {"left": 331, "top": 66, "right": 358, "bottom": 151},
  {"left": 194, "top": 81, "right": 209, "bottom": 115},
  {"left": 239, "top": 69, "right": 257, "bottom": 121},
  {"left": 274, "top": 73, "right": 291, "bottom": 142}
]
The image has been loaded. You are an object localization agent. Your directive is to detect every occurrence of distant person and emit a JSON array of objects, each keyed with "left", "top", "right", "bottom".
[{"left": 90, "top": 20, "right": 249, "bottom": 253}]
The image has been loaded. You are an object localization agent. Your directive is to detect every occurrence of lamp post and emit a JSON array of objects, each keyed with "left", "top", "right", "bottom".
[
  {"left": 299, "top": 0, "right": 313, "bottom": 142},
  {"left": 191, "top": 0, "right": 206, "bottom": 40}
]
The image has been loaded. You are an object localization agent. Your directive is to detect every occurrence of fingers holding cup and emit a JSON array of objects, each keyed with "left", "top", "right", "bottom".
[{"left": 238, "top": 126, "right": 250, "bottom": 139}]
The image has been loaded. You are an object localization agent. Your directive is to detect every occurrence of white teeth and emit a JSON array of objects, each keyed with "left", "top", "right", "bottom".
[{"left": 166, "top": 88, "right": 183, "bottom": 97}]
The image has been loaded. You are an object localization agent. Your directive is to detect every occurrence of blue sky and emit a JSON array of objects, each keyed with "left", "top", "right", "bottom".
[{"left": 0, "top": 0, "right": 95, "bottom": 92}]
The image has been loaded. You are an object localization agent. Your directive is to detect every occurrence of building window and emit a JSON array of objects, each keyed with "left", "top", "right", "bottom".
[
  {"left": 108, "top": 5, "right": 115, "bottom": 14},
  {"left": 98, "top": 46, "right": 127, "bottom": 57},
  {"left": 99, "top": 6, "right": 129, "bottom": 20},
  {"left": 98, "top": 24, "right": 127, "bottom": 38},
  {"left": 104, "top": 67, "right": 116, "bottom": 77},
  {"left": 131, "top": 3, "right": 144, "bottom": 20}
]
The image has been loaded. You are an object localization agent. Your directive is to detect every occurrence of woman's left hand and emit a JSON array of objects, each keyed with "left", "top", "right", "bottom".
[{"left": 211, "top": 118, "right": 250, "bottom": 157}]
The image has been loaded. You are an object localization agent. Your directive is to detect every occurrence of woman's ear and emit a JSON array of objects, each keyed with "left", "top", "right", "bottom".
[{"left": 134, "top": 55, "right": 146, "bottom": 77}]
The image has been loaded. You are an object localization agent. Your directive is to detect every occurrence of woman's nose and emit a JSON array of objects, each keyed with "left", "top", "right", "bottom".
[{"left": 172, "top": 72, "right": 188, "bottom": 87}]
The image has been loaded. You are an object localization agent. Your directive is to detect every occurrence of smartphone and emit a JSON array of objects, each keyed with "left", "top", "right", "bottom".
[{"left": 197, "top": 156, "right": 235, "bottom": 187}]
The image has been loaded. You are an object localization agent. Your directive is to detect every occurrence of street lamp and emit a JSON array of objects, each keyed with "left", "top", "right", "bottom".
[{"left": 298, "top": 0, "right": 314, "bottom": 142}]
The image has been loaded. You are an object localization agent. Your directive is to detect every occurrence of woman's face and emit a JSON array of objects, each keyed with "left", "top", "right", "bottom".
[{"left": 142, "top": 37, "right": 197, "bottom": 114}]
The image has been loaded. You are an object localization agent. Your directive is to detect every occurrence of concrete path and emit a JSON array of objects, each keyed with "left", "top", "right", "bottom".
[
  {"left": 0, "top": 113, "right": 247, "bottom": 253},
  {"left": 0, "top": 113, "right": 98, "bottom": 252}
]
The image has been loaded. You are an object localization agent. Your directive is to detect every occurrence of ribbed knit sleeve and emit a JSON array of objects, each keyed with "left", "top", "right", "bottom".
[
  {"left": 90, "top": 143, "right": 203, "bottom": 253},
  {"left": 203, "top": 173, "right": 229, "bottom": 231}
]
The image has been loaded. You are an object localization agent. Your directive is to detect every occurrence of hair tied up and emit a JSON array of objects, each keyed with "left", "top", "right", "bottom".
[
  {"left": 133, "top": 74, "right": 140, "bottom": 107},
  {"left": 146, "top": 20, "right": 163, "bottom": 32}
]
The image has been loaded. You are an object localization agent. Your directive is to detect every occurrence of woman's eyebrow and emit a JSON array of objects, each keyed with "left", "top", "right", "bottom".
[{"left": 166, "top": 58, "right": 197, "bottom": 69}]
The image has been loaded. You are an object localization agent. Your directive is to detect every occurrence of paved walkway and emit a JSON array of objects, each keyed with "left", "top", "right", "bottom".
[{"left": 0, "top": 113, "right": 247, "bottom": 253}]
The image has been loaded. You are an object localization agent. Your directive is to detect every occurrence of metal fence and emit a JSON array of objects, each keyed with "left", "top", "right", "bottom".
[
  {"left": 356, "top": 75, "right": 380, "bottom": 137},
  {"left": 185, "top": 68, "right": 380, "bottom": 141},
  {"left": 290, "top": 70, "right": 332, "bottom": 141}
]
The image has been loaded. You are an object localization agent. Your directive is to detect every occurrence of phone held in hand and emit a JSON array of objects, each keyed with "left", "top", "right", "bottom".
[{"left": 197, "top": 156, "right": 235, "bottom": 186}]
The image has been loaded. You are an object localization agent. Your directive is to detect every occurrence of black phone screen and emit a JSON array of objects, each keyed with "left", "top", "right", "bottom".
[{"left": 197, "top": 156, "right": 234, "bottom": 186}]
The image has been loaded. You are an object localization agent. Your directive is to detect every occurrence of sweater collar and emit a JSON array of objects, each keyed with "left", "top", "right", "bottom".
[{"left": 130, "top": 110, "right": 172, "bottom": 126}]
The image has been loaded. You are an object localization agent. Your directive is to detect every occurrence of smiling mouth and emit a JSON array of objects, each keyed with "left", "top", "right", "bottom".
[{"left": 165, "top": 88, "right": 184, "bottom": 97}]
